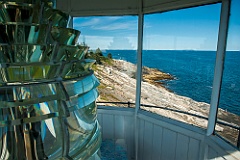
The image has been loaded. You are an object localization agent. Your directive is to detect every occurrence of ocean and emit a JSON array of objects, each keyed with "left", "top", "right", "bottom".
[{"left": 102, "top": 50, "right": 240, "bottom": 116}]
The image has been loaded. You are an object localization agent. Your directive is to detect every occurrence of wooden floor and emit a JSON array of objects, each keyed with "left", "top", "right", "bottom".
[{"left": 100, "top": 139, "right": 128, "bottom": 160}]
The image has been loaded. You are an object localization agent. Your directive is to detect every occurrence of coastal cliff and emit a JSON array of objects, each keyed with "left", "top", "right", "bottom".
[{"left": 93, "top": 58, "right": 240, "bottom": 145}]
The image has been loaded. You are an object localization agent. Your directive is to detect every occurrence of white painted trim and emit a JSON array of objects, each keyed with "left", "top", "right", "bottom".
[
  {"left": 135, "top": 2, "right": 143, "bottom": 116},
  {"left": 98, "top": 106, "right": 135, "bottom": 116},
  {"left": 206, "top": 135, "right": 240, "bottom": 160},
  {"left": 137, "top": 110, "right": 206, "bottom": 140},
  {"left": 207, "top": 0, "right": 230, "bottom": 136},
  {"left": 135, "top": 0, "right": 144, "bottom": 159},
  {"left": 98, "top": 107, "right": 206, "bottom": 139}
]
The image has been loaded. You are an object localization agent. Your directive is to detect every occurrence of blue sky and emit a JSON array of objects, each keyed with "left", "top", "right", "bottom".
[{"left": 73, "top": 1, "right": 240, "bottom": 51}]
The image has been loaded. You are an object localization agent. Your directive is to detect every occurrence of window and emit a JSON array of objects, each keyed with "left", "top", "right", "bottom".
[
  {"left": 141, "top": 4, "right": 221, "bottom": 129},
  {"left": 216, "top": 0, "right": 240, "bottom": 147},
  {"left": 74, "top": 16, "right": 138, "bottom": 107}
]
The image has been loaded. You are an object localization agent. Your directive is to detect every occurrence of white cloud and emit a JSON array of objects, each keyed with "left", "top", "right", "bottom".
[
  {"left": 78, "top": 35, "right": 138, "bottom": 50},
  {"left": 127, "top": 36, "right": 137, "bottom": 49},
  {"left": 74, "top": 16, "right": 138, "bottom": 50},
  {"left": 104, "top": 16, "right": 122, "bottom": 21},
  {"left": 108, "top": 36, "right": 136, "bottom": 50},
  {"left": 94, "top": 22, "right": 136, "bottom": 31},
  {"left": 74, "top": 18, "right": 100, "bottom": 28},
  {"left": 78, "top": 35, "right": 113, "bottom": 50},
  {"left": 74, "top": 17, "right": 137, "bottom": 31},
  {"left": 143, "top": 35, "right": 208, "bottom": 50}
]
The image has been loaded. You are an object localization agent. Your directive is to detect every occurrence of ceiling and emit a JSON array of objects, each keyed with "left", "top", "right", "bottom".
[{"left": 56, "top": 0, "right": 221, "bottom": 16}]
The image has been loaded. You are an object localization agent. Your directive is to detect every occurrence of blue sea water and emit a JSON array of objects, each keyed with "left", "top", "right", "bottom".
[{"left": 102, "top": 50, "right": 240, "bottom": 116}]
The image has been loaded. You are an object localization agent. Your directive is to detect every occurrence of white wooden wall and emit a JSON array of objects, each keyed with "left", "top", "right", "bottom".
[
  {"left": 97, "top": 107, "right": 135, "bottom": 159},
  {"left": 97, "top": 106, "right": 240, "bottom": 160},
  {"left": 137, "top": 114, "right": 204, "bottom": 160}
]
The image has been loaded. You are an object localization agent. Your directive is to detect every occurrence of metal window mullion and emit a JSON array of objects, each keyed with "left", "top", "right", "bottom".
[
  {"left": 135, "top": 4, "right": 144, "bottom": 115},
  {"left": 67, "top": 0, "right": 73, "bottom": 29},
  {"left": 68, "top": 16, "right": 73, "bottom": 29},
  {"left": 207, "top": 0, "right": 230, "bottom": 136},
  {"left": 135, "top": 0, "right": 144, "bottom": 159}
]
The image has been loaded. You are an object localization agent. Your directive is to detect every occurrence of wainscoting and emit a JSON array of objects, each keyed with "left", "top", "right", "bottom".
[{"left": 97, "top": 106, "right": 240, "bottom": 160}]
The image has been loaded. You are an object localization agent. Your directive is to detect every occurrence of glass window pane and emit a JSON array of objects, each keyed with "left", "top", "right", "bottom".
[
  {"left": 73, "top": 16, "right": 138, "bottom": 107},
  {"left": 216, "top": 0, "right": 240, "bottom": 147},
  {"left": 141, "top": 4, "right": 221, "bottom": 129}
]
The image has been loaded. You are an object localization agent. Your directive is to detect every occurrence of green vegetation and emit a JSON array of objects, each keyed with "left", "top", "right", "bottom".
[{"left": 85, "top": 48, "right": 113, "bottom": 66}]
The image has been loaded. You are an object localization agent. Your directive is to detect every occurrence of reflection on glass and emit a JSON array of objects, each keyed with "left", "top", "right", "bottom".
[
  {"left": 0, "top": 44, "right": 88, "bottom": 63},
  {"left": 43, "top": 7, "right": 69, "bottom": 27},
  {"left": 62, "top": 59, "right": 95, "bottom": 79},
  {"left": 0, "top": 83, "right": 62, "bottom": 102},
  {"left": 50, "top": 26, "right": 80, "bottom": 45},
  {"left": 0, "top": 24, "right": 49, "bottom": 44},
  {"left": 55, "top": 45, "right": 89, "bottom": 61},
  {"left": 63, "top": 74, "right": 100, "bottom": 96},
  {"left": 0, "top": 3, "right": 41, "bottom": 23},
  {"left": 0, "top": 64, "right": 59, "bottom": 83},
  {"left": 0, "top": 2, "right": 68, "bottom": 26}
]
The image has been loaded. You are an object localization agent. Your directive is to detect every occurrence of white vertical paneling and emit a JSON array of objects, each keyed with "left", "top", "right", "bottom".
[
  {"left": 124, "top": 116, "right": 135, "bottom": 160},
  {"left": 152, "top": 124, "right": 163, "bottom": 160},
  {"left": 138, "top": 119, "right": 145, "bottom": 160},
  {"left": 175, "top": 134, "right": 190, "bottom": 160},
  {"left": 188, "top": 138, "right": 200, "bottom": 160},
  {"left": 143, "top": 121, "right": 153, "bottom": 160},
  {"left": 102, "top": 114, "right": 114, "bottom": 139},
  {"left": 97, "top": 108, "right": 240, "bottom": 160},
  {"left": 161, "top": 129, "right": 177, "bottom": 160},
  {"left": 114, "top": 115, "right": 124, "bottom": 140}
]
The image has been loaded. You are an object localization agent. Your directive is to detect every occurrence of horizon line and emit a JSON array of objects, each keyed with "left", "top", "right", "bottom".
[{"left": 89, "top": 49, "right": 240, "bottom": 52}]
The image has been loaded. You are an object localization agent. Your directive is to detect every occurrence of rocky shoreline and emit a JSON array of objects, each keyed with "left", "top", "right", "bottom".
[{"left": 94, "top": 59, "right": 240, "bottom": 145}]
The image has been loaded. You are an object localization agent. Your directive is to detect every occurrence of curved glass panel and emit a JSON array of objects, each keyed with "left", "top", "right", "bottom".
[
  {"left": 0, "top": 3, "right": 41, "bottom": 24},
  {"left": 62, "top": 59, "right": 95, "bottom": 79},
  {"left": 43, "top": 7, "right": 69, "bottom": 27},
  {"left": 0, "top": 44, "right": 51, "bottom": 63},
  {"left": 0, "top": 2, "right": 68, "bottom": 26},
  {"left": 50, "top": 26, "right": 80, "bottom": 45},
  {"left": 67, "top": 88, "right": 99, "bottom": 110},
  {"left": 0, "top": 82, "right": 64, "bottom": 102},
  {"left": 63, "top": 74, "right": 100, "bottom": 96},
  {"left": 0, "top": 64, "right": 60, "bottom": 83},
  {"left": 55, "top": 45, "right": 88, "bottom": 62},
  {"left": 0, "top": 0, "right": 101, "bottom": 159},
  {"left": 0, "top": 59, "right": 95, "bottom": 83},
  {"left": 0, "top": 23, "right": 48, "bottom": 44},
  {"left": 0, "top": 44, "right": 88, "bottom": 64}
]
